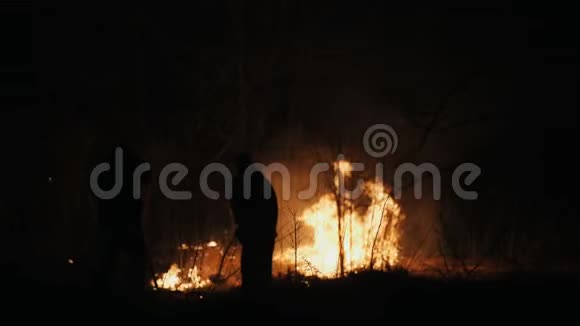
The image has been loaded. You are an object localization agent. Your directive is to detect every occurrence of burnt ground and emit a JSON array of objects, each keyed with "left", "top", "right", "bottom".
[{"left": 6, "top": 266, "right": 579, "bottom": 322}]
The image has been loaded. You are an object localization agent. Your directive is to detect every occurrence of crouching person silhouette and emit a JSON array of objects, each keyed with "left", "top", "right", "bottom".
[{"left": 230, "top": 153, "right": 278, "bottom": 293}]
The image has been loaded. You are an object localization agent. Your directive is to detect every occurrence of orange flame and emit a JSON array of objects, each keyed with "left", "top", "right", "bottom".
[
  {"left": 156, "top": 264, "right": 210, "bottom": 291},
  {"left": 154, "top": 160, "right": 404, "bottom": 291},
  {"left": 275, "top": 161, "right": 404, "bottom": 277}
]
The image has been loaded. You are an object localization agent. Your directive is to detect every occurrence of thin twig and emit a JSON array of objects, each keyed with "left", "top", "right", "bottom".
[
  {"left": 405, "top": 220, "right": 435, "bottom": 271},
  {"left": 369, "top": 197, "right": 389, "bottom": 270}
]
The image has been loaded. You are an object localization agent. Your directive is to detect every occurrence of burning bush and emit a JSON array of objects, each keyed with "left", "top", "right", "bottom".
[{"left": 274, "top": 162, "right": 404, "bottom": 277}]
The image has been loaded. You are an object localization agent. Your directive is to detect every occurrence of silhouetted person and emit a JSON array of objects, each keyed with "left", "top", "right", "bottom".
[
  {"left": 94, "top": 145, "right": 149, "bottom": 295},
  {"left": 230, "top": 153, "right": 278, "bottom": 292}
]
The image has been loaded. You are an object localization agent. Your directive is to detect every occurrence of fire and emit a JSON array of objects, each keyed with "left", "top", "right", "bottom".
[
  {"left": 207, "top": 241, "right": 218, "bottom": 248},
  {"left": 275, "top": 160, "right": 404, "bottom": 277},
  {"left": 154, "top": 240, "right": 240, "bottom": 291},
  {"left": 153, "top": 160, "right": 404, "bottom": 292},
  {"left": 334, "top": 160, "right": 354, "bottom": 176},
  {"left": 156, "top": 264, "right": 210, "bottom": 291}
]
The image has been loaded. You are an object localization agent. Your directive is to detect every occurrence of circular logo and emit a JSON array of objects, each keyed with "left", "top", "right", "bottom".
[{"left": 363, "top": 124, "right": 398, "bottom": 158}]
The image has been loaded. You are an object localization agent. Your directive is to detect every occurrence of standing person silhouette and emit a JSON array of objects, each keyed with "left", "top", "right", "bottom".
[
  {"left": 93, "top": 144, "right": 149, "bottom": 295},
  {"left": 230, "top": 153, "right": 278, "bottom": 292}
]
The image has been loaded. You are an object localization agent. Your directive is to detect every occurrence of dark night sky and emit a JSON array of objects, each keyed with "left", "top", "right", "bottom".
[{"left": 2, "top": 1, "right": 578, "bottom": 270}]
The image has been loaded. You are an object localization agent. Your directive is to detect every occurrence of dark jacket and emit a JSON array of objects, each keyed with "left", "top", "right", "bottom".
[{"left": 230, "top": 171, "right": 278, "bottom": 244}]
